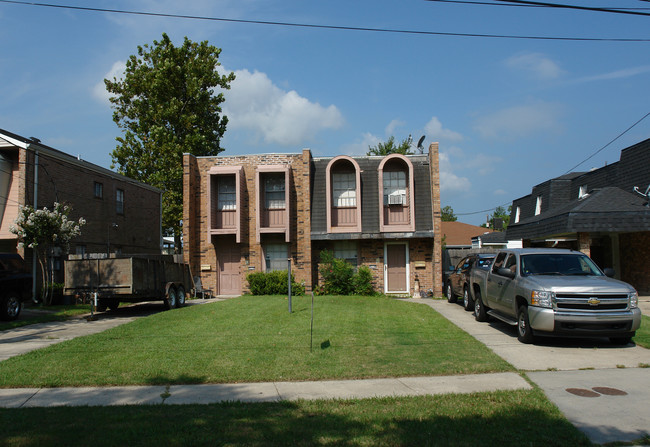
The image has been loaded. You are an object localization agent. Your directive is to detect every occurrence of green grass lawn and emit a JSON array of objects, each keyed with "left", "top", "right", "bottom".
[
  {"left": 0, "top": 389, "right": 591, "bottom": 447},
  {"left": 0, "top": 305, "right": 91, "bottom": 332},
  {"left": 634, "top": 315, "right": 650, "bottom": 349},
  {"left": 0, "top": 295, "right": 513, "bottom": 387}
]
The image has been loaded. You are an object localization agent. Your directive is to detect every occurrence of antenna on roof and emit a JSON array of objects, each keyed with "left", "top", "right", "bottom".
[
  {"left": 633, "top": 184, "right": 650, "bottom": 207},
  {"left": 417, "top": 135, "right": 426, "bottom": 154}
]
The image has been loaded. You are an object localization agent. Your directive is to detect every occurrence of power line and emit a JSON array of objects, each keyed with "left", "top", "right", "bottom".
[
  {"left": 562, "top": 110, "right": 650, "bottom": 174},
  {"left": 426, "top": 0, "right": 650, "bottom": 10},
  {"left": 0, "top": 0, "right": 649, "bottom": 42},
  {"left": 494, "top": 0, "right": 650, "bottom": 16}
]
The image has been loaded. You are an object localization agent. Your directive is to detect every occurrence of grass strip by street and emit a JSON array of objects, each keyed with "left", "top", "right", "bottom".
[
  {"left": 633, "top": 315, "right": 650, "bottom": 349},
  {"left": 0, "top": 295, "right": 513, "bottom": 387},
  {"left": 0, "top": 389, "right": 590, "bottom": 447},
  {"left": 0, "top": 305, "right": 92, "bottom": 332}
]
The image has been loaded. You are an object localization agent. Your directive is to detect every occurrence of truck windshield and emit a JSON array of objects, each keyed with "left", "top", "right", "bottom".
[{"left": 520, "top": 253, "right": 603, "bottom": 277}]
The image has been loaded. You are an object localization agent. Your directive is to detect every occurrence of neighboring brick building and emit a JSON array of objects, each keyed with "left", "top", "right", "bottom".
[
  {"left": 0, "top": 128, "right": 163, "bottom": 286},
  {"left": 506, "top": 137, "right": 650, "bottom": 293},
  {"left": 183, "top": 144, "right": 443, "bottom": 297}
]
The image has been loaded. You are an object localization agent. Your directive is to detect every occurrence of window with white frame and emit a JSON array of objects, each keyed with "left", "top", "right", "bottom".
[
  {"left": 217, "top": 176, "right": 236, "bottom": 210},
  {"left": 116, "top": 189, "right": 124, "bottom": 214},
  {"left": 383, "top": 170, "right": 407, "bottom": 205},
  {"left": 265, "top": 174, "right": 285, "bottom": 209},
  {"left": 332, "top": 172, "right": 356, "bottom": 207},
  {"left": 514, "top": 206, "right": 521, "bottom": 223},
  {"left": 334, "top": 240, "right": 358, "bottom": 265},
  {"left": 264, "top": 243, "right": 288, "bottom": 271},
  {"left": 534, "top": 196, "right": 542, "bottom": 216}
]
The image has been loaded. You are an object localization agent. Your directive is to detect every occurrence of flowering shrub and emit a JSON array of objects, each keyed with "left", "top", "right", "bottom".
[{"left": 10, "top": 203, "right": 85, "bottom": 304}]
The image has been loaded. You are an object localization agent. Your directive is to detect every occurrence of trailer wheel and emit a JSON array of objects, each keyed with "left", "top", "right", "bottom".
[
  {"left": 176, "top": 286, "right": 186, "bottom": 308},
  {"left": 96, "top": 299, "right": 108, "bottom": 312},
  {"left": 164, "top": 286, "right": 178, "bottom": 310}
]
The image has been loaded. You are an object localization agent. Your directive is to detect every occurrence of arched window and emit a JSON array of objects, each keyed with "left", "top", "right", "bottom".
[
  {"left": 326, "top": 156, "right": 362, "bottom": 233},
  {"left": 378, "top": 154, "right": 415, "bottom": 232}
]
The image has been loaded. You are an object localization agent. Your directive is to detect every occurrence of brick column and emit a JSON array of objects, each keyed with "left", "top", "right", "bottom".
[
  {"left": 429, "top": 142, "right": 443, "bottom": 297},
  {"left": 298, "top": 149, "right": 313, "bottom": 291},
  {"left": 578, "top": 232, "right": 591, "bottom": 257}
]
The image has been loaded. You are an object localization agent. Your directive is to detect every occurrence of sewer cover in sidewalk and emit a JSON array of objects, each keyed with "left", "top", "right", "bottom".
[
  {"left": 565, "top": 387, "right": 628, "bottom": 397},
  {"left": 592, "top": 387, "right": 627, "bottom": 396},
  {"left": 566, "top": 388, "right": 600, "bottom": 397}
]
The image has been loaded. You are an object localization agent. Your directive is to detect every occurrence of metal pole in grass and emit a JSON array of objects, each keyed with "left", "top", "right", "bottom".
[
  {"left": 310, "top": 292, "right": 314, "bottom": 352},
  {"left": 287, "top": 258, "right": 292, "bottom": 314}
]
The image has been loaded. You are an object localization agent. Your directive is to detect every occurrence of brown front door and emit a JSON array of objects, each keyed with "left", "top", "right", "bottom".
[
  {"left": 217, "top": 238, "right": 240, "bottom": 295},
  {"left": 385, "top": 243, "right": 408, "bottom": 293}
]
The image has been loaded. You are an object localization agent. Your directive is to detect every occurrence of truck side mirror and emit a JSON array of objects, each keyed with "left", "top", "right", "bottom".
[
  {"left": 497, "top": 267, "right": 516, "bottom": 279},
  {"left": 603, "top": 267, "right": 615, "bottom": 277}
]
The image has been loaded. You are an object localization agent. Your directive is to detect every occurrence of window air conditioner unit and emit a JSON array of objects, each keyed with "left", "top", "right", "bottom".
[{"left": 388, "top": 194, "right": 404, "bottom": 205}]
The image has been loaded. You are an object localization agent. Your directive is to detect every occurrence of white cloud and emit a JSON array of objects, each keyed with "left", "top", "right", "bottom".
[
  {"left": 473, "top": 102, "right": 562, "bottom": 141},
  {"left": 424, "top": 117, "right": 463, "bottom": 142},
  {"left": 506, "top": 52, "right": 564, "bottom": 80},
  {"left": 575, "top": 65, "right": 650, "bottom": 83},
  {"left": 340, "top": 132, "right": 382, "bottom": 156},
  {"left": 385, "top": 119, "right": 405, "bottom": 136},
  {"left": 222, "top": 68, "right": 344, "bottom": 146},
  {"left": 439, "top": 152, "right": 471, "bottom": 193},
  {"left": 92, "top": 61, "right": 125, "bottom": 104},
  {"left": 493, "top": 189, "right": 507, "bottom": 196}
]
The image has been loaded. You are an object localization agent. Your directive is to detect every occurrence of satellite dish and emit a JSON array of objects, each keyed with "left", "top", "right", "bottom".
[{"left": 417, "top": 135, "right": 426, "bottom": 154}]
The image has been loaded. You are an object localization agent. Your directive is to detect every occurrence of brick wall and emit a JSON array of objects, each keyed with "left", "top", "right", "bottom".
[
  {"left": 619, "top": 232, "right": 650, "bottom": 294},
  {"left": 429, "top": 142, "right": 443, "bottom": 297},
  {"left": 183, "top": 152, "right": 312, "bottom": 295}
]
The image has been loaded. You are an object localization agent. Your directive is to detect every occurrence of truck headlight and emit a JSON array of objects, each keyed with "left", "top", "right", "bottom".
[
  {"left": 531, "top": 290, "right": 554, "bottom": 308},
  {"left": 629, "top": 291, "right": 638, "bottom": 309}
]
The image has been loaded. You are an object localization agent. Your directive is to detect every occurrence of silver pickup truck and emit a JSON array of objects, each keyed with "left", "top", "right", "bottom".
[{"left": 469, "top": 248, "right": 641, "bottom": 344}]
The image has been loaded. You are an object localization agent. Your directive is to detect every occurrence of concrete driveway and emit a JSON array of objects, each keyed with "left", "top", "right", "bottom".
[{"left": 418, "top": 299, "right": 650, "bottom": 445}]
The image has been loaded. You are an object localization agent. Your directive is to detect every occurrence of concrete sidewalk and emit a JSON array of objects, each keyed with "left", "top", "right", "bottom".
[{"left": 0, "top": 372, "right": 530, "bottom": 408}]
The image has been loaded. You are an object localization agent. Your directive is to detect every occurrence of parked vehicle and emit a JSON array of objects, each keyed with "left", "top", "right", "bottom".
[
  {"left": 0, "top": 253, "right": 32, "bottom": 321},
  {"left": 469, "top": 248, "right": 641, "bottom": 345},
  {"left": 64, "top": 255, "right": 192, "bottom": 311},
  {"left": 446, "top": 253, "right": 495, "bottom": 310}
]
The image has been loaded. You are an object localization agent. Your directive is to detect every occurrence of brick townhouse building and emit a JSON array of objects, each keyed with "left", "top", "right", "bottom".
[
  {"left": 0, "top": 128, "right": 162, "bottom": 286},
  {"left": 183, "top": 144, "right": 442, "bottom": 296}
]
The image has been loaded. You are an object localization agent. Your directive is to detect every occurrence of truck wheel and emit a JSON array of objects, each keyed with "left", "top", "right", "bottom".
[
  {"left": 96, "top": 299, "right": 109, "bottom": 312},
  {"left": 446, "top": 283, "right": 457, "bottom": 303},
  {"left": 517, "top": 305, "right": 535, "bottom": 344},
  {"left": 176, "top": 286, "right": 186, "bottom": 308},
  {"left": 164, "top": 286, "right": 178, "bottom": 310},
  {"left": 1, "top": 293, "right": 22, "bottom": 321},
  {"left": 610, "top": 336, "right": 632, "bottom": 345},
  {"left": 474, "top": 291, "right": 489, "bottom": 322},
  {"left": 463, "top": 286, "right": 474, "bottom": 311}
]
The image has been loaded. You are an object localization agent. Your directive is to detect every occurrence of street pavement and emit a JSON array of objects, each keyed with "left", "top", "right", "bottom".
[
  {"left": 417, "top": 298, "right": 650, "bottom": 445},
  {"left": 0, "top": 296, "right": 648, "bottom": 445}
]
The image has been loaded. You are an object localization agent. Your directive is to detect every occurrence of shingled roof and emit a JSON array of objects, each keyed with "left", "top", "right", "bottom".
[{"left": 507, "top": 186, "right": 650, "bottom": 239}]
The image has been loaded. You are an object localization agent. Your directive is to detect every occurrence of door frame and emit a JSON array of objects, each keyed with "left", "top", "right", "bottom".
[
  {"left": 216, "top": 238, "right": 241, "bottom": 295},
  {"left": 383, "top": 241, "right": 410, "bottom": 294}
]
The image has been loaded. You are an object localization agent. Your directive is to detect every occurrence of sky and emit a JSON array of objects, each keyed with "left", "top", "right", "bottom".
[{"left": 1, "top": 0, "right": 650, "bottom": 226}]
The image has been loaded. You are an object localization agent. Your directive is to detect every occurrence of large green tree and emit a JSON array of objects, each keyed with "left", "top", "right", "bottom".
[
  {"left": 367, "top": 136, "right": 414, "bottom": 156},
  {"left": 105, "top": 33, "right": 235, "bottom": 245}
]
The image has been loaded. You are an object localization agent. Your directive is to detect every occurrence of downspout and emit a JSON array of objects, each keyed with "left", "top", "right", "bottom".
[{"left": 30, "top": 144, "right": 38, "bottom": 302}]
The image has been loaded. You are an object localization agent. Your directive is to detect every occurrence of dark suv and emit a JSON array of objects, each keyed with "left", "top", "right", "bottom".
[
  {"left": 0, "top": 254, "right": 32, "bottom": 321},
  {"left": 446, "top": 253, "right": 494, "bottom": 311}
]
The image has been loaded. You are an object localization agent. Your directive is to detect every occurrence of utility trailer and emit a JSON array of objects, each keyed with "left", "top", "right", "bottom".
[{"left": 64, "top": 255, "right": 193, "bottom": 311}]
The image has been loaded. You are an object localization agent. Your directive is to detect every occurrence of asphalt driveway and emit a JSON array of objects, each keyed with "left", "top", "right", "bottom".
[{"left": 418, "top": 298, "right": 650, "bottom": 445}]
